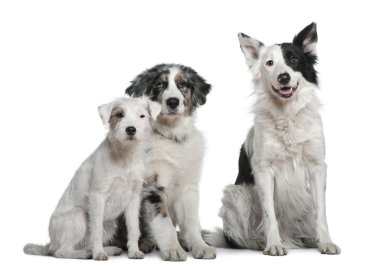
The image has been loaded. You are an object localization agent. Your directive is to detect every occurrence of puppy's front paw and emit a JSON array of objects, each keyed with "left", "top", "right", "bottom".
[
  {"left": 319, "top": 242, "right": 341, "bottom": 254},
  {"left": 160, "top": 247, "right": 187, "bottom": 261},
  {"left": 192, "top": 244, "right": 216, "bottom": 259},
  {"left": 263, "top": 244, "right": 288, "bottom": 256},
  {"left": 128, "top": 250, "right": 144, "bottom": 259},
  {"left": 93, "top": 251, "right": 108, "bottom": 261}
]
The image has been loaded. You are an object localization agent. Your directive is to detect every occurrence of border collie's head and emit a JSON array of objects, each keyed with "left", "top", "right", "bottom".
[
  {"left": 126, "top": 64, "right": 211, "bottom": 118},
  {"left": 238, "top": 23, "right": 318, "bottom": 100}
]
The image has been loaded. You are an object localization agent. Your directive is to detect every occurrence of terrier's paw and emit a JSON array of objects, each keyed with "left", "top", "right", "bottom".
[
  {"left": 263, "top": 244, "right": 288, "bottom": 256},
  {"left": 104, "top": 246, "right": 123, "bottom": 256},
  {"left": 319, "top": 242, "right": 341, "bottom": 254},
  {"left": 191, "top": 244, "right": 216, "bottom": 259},
  {"left": 128, "top": 250, "right": 144, "bottom": 259},
  {"left": 160, "top": 247, "right": 187, "bottom": 261},
  {"left": 93, "top": 251, "right": 108, "bottom": 261}
]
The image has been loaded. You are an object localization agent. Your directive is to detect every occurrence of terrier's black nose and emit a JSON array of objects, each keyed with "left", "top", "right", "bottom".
[
  {"left": 166, "top": 98, "right": 180, "bottom": 109},
  {"left": 277, "top": 73, "right": 291, "bottom": 85},
  {"left": 125, "top": 126, "right": 136, "bottom": 136}
]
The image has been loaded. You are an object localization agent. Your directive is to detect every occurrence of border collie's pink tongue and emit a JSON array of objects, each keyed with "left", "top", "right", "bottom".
[{"left": 280, "top": 87, "right": 292, "bottom": 94}]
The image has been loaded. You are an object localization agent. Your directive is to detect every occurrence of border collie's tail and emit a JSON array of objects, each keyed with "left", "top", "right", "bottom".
[
  {"left": 23, "top": 243, "right": 50, "bottom": 256},
  {"left": 202, "top": 228, "right": 228, "bottom": 248}
]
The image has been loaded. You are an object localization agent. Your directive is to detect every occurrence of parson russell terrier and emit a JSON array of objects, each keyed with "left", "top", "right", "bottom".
[{"left": 24, "top": 96, "right": 161, "bottom": 260}]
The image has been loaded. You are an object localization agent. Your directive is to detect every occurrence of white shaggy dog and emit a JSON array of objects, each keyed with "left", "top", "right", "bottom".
[
  {"left": 205, "top": 23, "right": 340, "bottom": 256},
  {"left": 118, "top": 64, "right": 216, "bottom": 261},
  {"left": 24, "top": 96, "right": 161, "bottom": 260}
]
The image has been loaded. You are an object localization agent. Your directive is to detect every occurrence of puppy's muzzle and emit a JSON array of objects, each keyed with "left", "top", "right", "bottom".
[
  {"left": 166, "top": 98, "right": 180, "bottom": 110},
  {"left": 125, "top": 126, "right": 136, "bottom": 136}
]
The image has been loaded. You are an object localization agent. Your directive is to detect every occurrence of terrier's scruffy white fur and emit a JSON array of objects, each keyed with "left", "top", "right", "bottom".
[
  {"left": 24, "top": 96, "right": 161, "bottom": 260},
  {"left": 205, "top": 23, "right": 340, "bottom": 256}
]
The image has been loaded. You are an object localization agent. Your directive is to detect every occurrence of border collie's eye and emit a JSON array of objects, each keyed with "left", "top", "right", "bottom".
[
  {"left": 140, "top": 114, "right": 145, "bottom": 118},
  {"left": 266, "top": 60, "right": 274, "bottom": 67},
  {"left": 291, "top": 56, "right": 299, "bottom": 63},
  {"left": 178, "top": 82, "right": 186, "bottom": 88},
  {"left": 156, "top": 82, "right": 163, "bottom": 88},
  {"left": 116, "top": 112, "right": 124, "bottom": 118}
]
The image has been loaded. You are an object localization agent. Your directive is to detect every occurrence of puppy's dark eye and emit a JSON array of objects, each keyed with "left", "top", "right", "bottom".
[
  {"left": 178, "top": 82, "right": 186, "bottom": 88},
  {"left": 140, "top": 114, "right": 145, "bottom": 118},
  {"left": 266, "top": 60, "right": 274, "bottom": 67},
  {"left": 290, "top": 56, "right": 299, "bottom": 63},
  {"left": 156, "top": 82, "right": 164, "bottom": 88},
  {"left": 116, "top": 112, "right": 124, "bottom": 118}
]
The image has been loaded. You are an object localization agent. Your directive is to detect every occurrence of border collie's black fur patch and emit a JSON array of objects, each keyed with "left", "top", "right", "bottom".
[{"left": 234, "top": 144, "right": 255, "bottom": 185}]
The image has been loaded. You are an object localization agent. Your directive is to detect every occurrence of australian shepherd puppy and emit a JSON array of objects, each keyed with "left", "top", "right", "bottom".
[
  {"left": 115, "top": 64, "right": 216, "bottom": 261},
  {"left": 205, "top": 23, "right": 340, "bottom": 256}
]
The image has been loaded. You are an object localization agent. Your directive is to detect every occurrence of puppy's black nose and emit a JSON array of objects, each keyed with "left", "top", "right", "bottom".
[
  {"left": 125, "top": 126, "right": 136, "bottom": 136},
  {"left": 277, "top": 73, "right": 291, "bottom": 85},
  {"left": 166, "top": 98, "right": 180, "bottom": 109}
]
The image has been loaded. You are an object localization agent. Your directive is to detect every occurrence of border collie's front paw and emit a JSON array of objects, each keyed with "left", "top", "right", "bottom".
[
  {"left": 192, "top": 244, "right": 216, "bottom": 259},
  {"left": 263, "top": 244, "right": 288, "bottom": 256},
  {"left": 319, "top": 242, "right": 341, "bottom": 254},
  {"left": 160, "top": 247, "right": 187, "bottom": 261}
]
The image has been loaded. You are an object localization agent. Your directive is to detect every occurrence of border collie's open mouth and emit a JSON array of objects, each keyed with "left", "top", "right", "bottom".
[{"left": 272, "top": 84, "right": 298, "bottom": 98}]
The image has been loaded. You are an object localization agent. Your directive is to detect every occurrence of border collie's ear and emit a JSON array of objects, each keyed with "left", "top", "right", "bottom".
[
  {"left": 189, "top": 70, "right": 211, "bottom": 107},
  {"left": 98, "top": 101, "right": 114, "bottom": 125},
  {"left": 293, "top": 22, "right": 318, "bottom": 55},
  {"left": 238, "top": 32, "right": 265, "bottom": 67}
]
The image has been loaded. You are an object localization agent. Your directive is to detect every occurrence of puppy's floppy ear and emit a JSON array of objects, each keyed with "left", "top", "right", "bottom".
[
  {"left": 238, "top": 32, "right": 265, "bottom": 67},
  {"left": 147, "top": 100, "right": 162, "bottom": 120},
  {"left": 98, "top": 101, "right": 114, "bottom": 125},
  {"left": 125, "top": 65, "right": 163, "bottom": 97},
  {"left": 293, "top": 22, "right": 318, "bottom": 55},
  {"left": 189, "top": 69, "right": 211, "bottom": 107}
]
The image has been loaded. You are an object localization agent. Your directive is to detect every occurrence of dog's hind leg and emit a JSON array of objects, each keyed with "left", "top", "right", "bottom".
[
  {"left": 219, "top": 184, "right": 264, "bottom": 250},
  {"left": 49, "top": 207, "right": 88, "bottom": 259},
  {"left": 53, "top": 248, "right": 91, "bottom": 259}
]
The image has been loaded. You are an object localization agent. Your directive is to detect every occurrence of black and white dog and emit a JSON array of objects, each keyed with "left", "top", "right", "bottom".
[
  {"left": 205, "top": 23, "right": 340, "bottom": 256},
  {"left": 115, "top": 64, "right": 216, "bottom": 261}
]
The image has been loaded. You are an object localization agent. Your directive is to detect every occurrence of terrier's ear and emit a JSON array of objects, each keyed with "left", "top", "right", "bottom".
[
  {"left": 147, "top": 100, "right": 162, "bottom": 120},
  {"left": 293, "top": 22, "right": 318, "bottom": 55},
  {"left": 98, "top": 101, "right": 114, "bottom": 125},
  {"left": 238, "top": 32, "right": 265, "bottom": 67}
]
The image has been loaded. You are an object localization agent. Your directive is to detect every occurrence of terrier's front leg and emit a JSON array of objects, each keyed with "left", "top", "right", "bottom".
[
  {"left": 88, "top": 193, "right": 108, "bottom": 260},
  {"left": 125, "top": 189, "right": 144, "bottom": 259}
]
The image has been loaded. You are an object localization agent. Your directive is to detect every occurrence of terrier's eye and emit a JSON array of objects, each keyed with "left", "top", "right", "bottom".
[
  {"left": 116, "top": 112, "right": 124, "bottom": 118},
  {"left": 156, "top": 82, "right": 163, "bottom": 88},
  {"left": 140, "top": 114, "right": 145, "bottom": 118},
  {"left": 266, "top": 60, "right": 274, "bottom": 67},
  {"left": 290, "top": 56, "right": 299, "bottom": 63}
]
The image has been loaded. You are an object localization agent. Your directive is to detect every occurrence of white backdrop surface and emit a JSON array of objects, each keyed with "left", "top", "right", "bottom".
[{"left": 1, "top": 0, "right": 379, "bottom": 267}]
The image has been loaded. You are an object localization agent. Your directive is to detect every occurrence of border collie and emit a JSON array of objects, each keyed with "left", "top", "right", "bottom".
[
  {"left": 115, "top": 64, "right": 216, "bottom": 261},
  {"left": 205, "top": 23, "right": 340, "bottom": 256}
]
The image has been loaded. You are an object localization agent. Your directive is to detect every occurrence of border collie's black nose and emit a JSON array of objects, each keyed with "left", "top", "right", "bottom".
[
  {"left": 166, "top": 98, "right": 180, "bottom": 109},
  {"left": 126, "top": 126, "right": 136, "bottom": 136},
  {"left": 278, "top": 73, "right": 291, "bottom": 85}
]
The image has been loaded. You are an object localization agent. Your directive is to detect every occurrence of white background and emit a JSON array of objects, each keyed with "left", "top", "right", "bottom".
[{"left": 1, "top": 0, "right": 379, "bottom": 267}]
